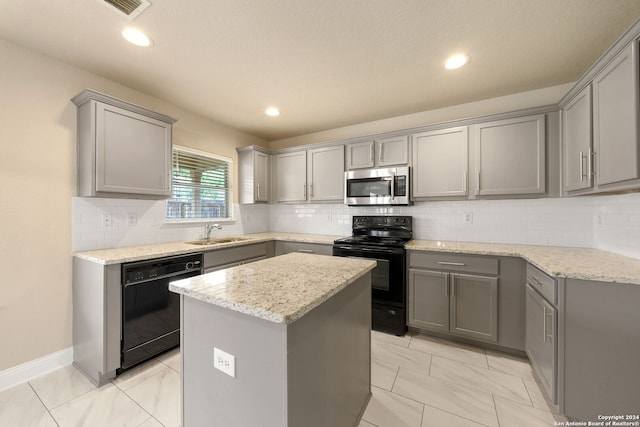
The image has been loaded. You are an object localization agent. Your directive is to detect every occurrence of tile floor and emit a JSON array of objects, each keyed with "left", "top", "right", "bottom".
[{"left": 0, "top": 332, "right": 567, "bottom": 427}]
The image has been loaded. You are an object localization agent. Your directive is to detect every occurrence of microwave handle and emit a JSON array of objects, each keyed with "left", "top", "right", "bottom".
[{"left": 389, "top": 174, "right": 395, "bottom": 199}]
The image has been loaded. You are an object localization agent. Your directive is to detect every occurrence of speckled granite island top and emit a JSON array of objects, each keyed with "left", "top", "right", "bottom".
[
  {"left": 169, "top": 252, "right": 376, "bottom": 324},
  {"left": 407, "top": 240, "right": 640, "bottom": 285}
]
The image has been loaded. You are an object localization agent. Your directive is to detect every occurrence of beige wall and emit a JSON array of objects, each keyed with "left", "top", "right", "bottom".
[
  {"left": 268, "top": 83, "right": 573, "bottom": 150},
  {"left": 0, "top": 39, "right": 265, "bottom": 371}
]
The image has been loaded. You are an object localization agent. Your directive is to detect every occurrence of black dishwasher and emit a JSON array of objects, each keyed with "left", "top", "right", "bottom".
[{"left": 120, "top": 253, "right": 202, "bottom": 371}]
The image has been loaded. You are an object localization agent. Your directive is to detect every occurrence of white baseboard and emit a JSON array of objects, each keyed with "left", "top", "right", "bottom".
[{"left": 0, "top": 347, "right": 73, "bottom": 392}]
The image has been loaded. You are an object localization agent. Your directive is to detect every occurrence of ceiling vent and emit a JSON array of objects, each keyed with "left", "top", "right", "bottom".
[{"left": 98, "top": 0, "right": 151, "bottom": 20}]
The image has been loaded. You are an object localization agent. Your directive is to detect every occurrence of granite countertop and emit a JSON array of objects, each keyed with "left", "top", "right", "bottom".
[
  {"left": 407, "top": 240, "right": 640, "bottom": 285},
  {"left": 73, "top": 232, "right": 340, "bottom": 265},
  {"left": 169, "top": 252, "right": 376, "bottom": 324},
  {"left": 73, "top": 231, "right": 640, "bottom": 285}
]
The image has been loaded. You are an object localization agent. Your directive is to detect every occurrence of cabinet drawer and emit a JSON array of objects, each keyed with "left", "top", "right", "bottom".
[
  {"left": 204, "top": 243, "right": 267, "bottom": 269},
  {"left": 275, "top": 241, "right": 333, "bottom": 256},
  {"left": 526, "top": 264, "right": 557, "bottom": 304},
  {"left": 409, "top": 251, "right": 498, "bottom": 275}
]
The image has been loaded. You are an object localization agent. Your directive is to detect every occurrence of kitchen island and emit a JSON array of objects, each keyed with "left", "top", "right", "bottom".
[{"left": 169, "top": 252, "right": 376, "bottom": 427}]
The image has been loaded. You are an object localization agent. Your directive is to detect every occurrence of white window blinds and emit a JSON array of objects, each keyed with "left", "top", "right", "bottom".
[{"left": 167, "top": 146, "right": 233, "bottom": 221}]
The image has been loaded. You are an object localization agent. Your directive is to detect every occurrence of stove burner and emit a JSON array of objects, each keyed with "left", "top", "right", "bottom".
[{"left": 334, "top": 215, "right": 413, "bottom": 248}]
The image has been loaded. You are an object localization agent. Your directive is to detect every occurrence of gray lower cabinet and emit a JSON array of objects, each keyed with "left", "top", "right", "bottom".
[
  {"left": 525, "top": 281, "right": 557, "bottom": 403},
  {"left": 203, "top": 243, "right": 269, "bottom": 273},
  {"left": 408, "top": 269, "right": 498, "bottom": 342},
  {"left": 408, "top": 251, "right": 526, "bottom": 350},
  {"left": 274, "top": 241, "right": 333, "bottom": 256},
  {"left": 72, "top": 259, "right": 122, "bottom": 386},
  {"left": 72, "top": 89, "right": 175, "bottom": 199}
]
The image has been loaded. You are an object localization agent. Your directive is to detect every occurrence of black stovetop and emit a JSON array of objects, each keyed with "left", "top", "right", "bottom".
[{"left": 334, "top": 215, "right": 413, "bottom": 248}]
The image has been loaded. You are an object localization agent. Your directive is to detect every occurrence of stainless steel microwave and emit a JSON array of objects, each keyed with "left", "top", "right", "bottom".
[{"left": 344, "top": 167, "right": 411, "bottom": 206}]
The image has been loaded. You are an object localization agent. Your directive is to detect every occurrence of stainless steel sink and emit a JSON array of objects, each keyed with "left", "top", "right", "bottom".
[{"left": 185, "top": 237, "right": 248, "bottom": 245}]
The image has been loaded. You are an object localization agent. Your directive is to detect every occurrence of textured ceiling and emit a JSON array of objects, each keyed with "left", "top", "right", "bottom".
[{"left": 1, "top": 0, "right": 640, "bottom": 141}]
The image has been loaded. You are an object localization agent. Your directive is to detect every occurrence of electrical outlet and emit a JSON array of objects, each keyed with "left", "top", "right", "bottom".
[
  {"left": 101, "top": 214, "right": 112, "bottom": 228},
  {"left": 126, "top": 212, "right": 138, "bottom": 226},
  {"left": 327, "top": 213, "right": 332, "bottom": 222},
  {"left": 463, "top": 212, "right": 473, "bottom": 224},
  {"left": 214, "top": 347, "right": 236, "bottom": 377}
]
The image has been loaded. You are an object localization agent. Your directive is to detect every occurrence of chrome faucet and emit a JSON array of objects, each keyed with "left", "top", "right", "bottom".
[{"left": 205, "top": 222, "right": 222, "bottom": 239}]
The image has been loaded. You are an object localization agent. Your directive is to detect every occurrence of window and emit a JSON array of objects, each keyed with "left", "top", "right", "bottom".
[{"left": 166, "top": 146, "right": 233, "bottom": 221}]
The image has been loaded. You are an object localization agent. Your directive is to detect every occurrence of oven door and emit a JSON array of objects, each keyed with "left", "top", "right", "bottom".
[{"left": 333, "top": 245, "right": 405, "bottom": 306}]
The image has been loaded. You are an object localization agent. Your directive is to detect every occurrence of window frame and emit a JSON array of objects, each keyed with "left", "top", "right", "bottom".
[{"left": 165, "top": 145, "right": 234, "bottom": 223}]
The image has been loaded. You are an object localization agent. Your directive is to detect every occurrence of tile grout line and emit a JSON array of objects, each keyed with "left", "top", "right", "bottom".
[{"left": 27, "top": 382, "right": 61, "bottom": 427}]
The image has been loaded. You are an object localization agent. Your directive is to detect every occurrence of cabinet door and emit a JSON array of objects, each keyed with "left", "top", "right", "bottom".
[
  {"left": 95, "top": 103, "right": 172, "bottom": 196},
  {"left": 563, "top": 85, "right": 593, "bottom": 192},
  {"left": 346, "top": 141, "right": 375, "bottom": 169},
  {"left": 450, "top": 274, "right": 498, "bottom": 342},
  {"left": 308, "top": 146, "right": 345, "bottom": 201},
  {"left": 412, "top": 127, "right": 468, "bottom": 198},
  {"left": 254, "top": 151, "right": 269, "bottom": 202},
  {"left": 473, "top": 114, "right": 546, "bottom": 196},
  {"left": 593, "top": 41, "right": 639, "bottom": 186},
  {"left": 408, "top": 269, "right": 449, "bottom": 332},
  {"left": 275, "top": 151, "right": 307, "bottom": 202},
  {"left": 376, "top": 135, "right": 409, "bottom": 167},
  {"left": 525, "top": 284, "right": 557, "bottom": 403}
]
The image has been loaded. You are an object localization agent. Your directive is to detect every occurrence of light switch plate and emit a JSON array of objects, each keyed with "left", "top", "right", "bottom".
[{"left": 214, "top": 347, "right": 236, "bottom": 377}]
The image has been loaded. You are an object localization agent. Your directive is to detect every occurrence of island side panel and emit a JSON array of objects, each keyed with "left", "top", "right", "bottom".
[
  {"left": 287, "top": 273, "right": 372, "bottom": 427},
  {"left": 181, "top": 296, "right": 289, "bottom": 427}
]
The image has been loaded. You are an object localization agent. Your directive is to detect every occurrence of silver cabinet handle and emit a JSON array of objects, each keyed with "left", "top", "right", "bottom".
[
  {"left": 298, "top": 249, "right": 314, "bottom": 254},
  {"left": 303, "top": 184, "right": 306, "bottom": 199},
  {"left": 587, "top": 148, "right": 596, "bottom": 183},
  {"left": 543, "top": 306, "right": 547, "bottom": 342},
  {"left": 310, "top": 183, "right": 313, "bottom": 198},
  {"left": 371, "top": 145, "right": 375, "bottom": 165},
  {"left": 378, "top": 144, "right": 382, "bottom": 164},
  {"left": 528, "top": 276, "right": 542, "bottom": 287},
  {"left": 256, "top": 182, "right": 260, "bottom": 199},
  {"left": 579, "top": 151, "right": 585, "bottom": 182},
  {"left": 437, "top": 261, "right": 466, "bottom": 266},
  {"left": 476, "top": 171, "right": 481, "bottom": 193},
  {"left": 463, "top": 171, "right": 468, "bottom": 194},
  {"left": 444, "top": 273, "right": 449, "bottom": 297},
  {"left": 545, "top": 309, "right": 554, "bottom": 342},
  {"left": 451, "top": 277, "right": 456, "bottom": 297}
]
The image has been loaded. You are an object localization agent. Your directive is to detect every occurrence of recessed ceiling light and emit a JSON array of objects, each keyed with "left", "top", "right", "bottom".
[
  {"left": 122, "top": 28, "right": 153, "bottom": 47},
  {"left": 445, "top": 54, "right": 468, "bottom": 70},
  {"left": 265, "top": 107, "right": 280, "bottom": 117}
]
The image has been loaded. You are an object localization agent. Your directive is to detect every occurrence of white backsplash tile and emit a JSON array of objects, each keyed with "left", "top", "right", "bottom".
[{"left": 73, "top": 192, "right": 640, "bottom": 260}]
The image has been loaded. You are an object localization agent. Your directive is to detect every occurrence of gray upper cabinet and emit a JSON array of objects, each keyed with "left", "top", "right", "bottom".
[
  {"left": 275, "top": 151, "right": 307, "bottom": 202},
  {"left": 562, "top": 85, "right": 593, "bottom": 192},
  {"left": 593, "top": 41, "right": 639, "bottom": 187},
  {"left": 307, "top": 145, "right": 345, "bottom": 201},
  {"left": 346, "top": 135, "right": 409, "bottom": 169},
  {"left": 72, "top": 89, "right": 175, "bottom": 199},
  {"left": 275, "top": 146, "right": 344, "bottom": 202},
  {"left": 237, "top": 146, "right": 270, "bottom": 203},
  {"left": 472, "top": 114, "right": 546, "bottom": 197},
  {"left": 412, "top": 127, "right": 468, "bottom": 198},
  {"left": 346, "top": 140, "right": 375, "bottom": 169}
]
